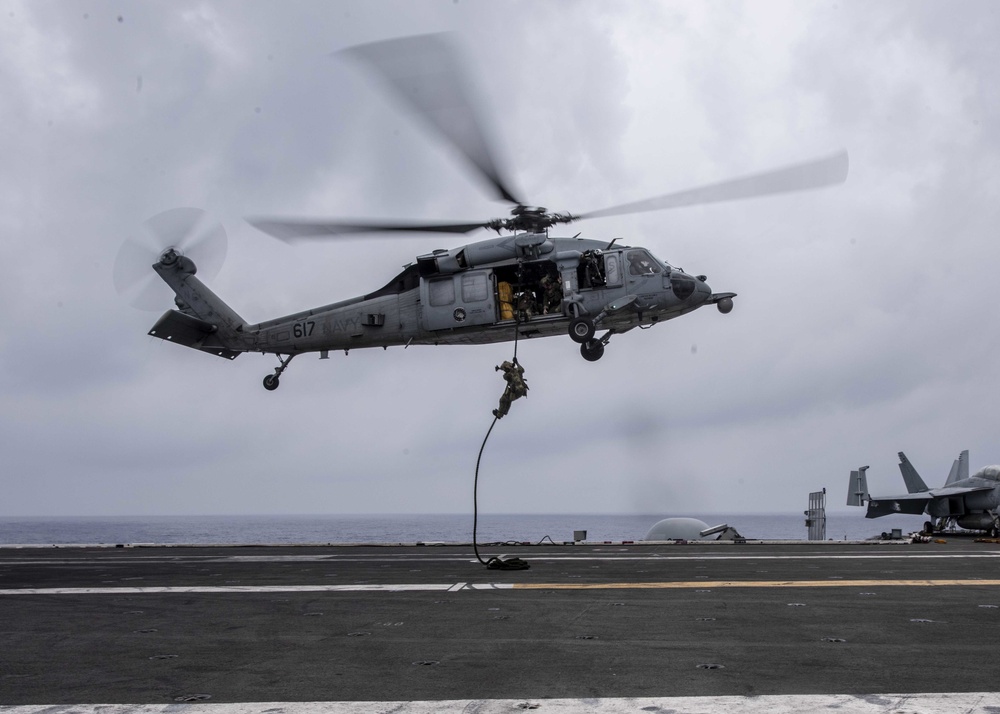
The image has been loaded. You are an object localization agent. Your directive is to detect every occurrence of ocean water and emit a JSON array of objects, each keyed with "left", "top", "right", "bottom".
[{"left": 0, "top": 512, "right": 930, "bottom": 546}]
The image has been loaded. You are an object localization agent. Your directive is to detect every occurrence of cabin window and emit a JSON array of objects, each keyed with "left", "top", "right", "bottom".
[
  {"left": 604, "top": 253, "right": 621, "bottom": 286},
  {"left": 461, "top": 273, "right": 489, "bottom": 302},
  {"left": 428, "top": 278, "right": 455, "bottom": 306}
]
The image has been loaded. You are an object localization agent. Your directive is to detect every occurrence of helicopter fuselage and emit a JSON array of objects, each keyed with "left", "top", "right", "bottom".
[
  {"left": 149, "top": 233, "right": 735, "bottom": 389},
  {"left": 244, "top": 235, "right": 728, "bottom": 349}
]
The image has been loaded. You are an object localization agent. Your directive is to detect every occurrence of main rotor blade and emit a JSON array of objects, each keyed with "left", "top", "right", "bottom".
[
  {"left": 576, "top": 150, "right": 849, "bottom": 221},
  {"left": 247, "top": 217, "right": 489, "bottom": 242},
  {"left": 342, "top": 33, "right": 523, "bottom": 206}
]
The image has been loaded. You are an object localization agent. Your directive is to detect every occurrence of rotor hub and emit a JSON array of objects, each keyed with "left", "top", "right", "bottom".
[{"left": 482, "top": 206, "right": 576, "bottom": 234}]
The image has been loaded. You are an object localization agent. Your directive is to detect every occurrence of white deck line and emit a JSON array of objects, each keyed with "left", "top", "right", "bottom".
[
  {"left": 2, "top": 693, "right": 1000, "bottom": 713},
  {"left": 5, "top": 551, "right": 1000, "bottom": 567},
  {"left": 0, "top": 583, "right": 473, "bottom": 595}
]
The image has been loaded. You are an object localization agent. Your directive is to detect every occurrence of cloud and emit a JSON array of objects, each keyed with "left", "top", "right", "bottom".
[{"left": 3, "top": 1, "right": 1000, "bottom": 523}]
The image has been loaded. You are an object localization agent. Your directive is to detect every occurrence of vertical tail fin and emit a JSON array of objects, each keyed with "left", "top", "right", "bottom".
[
  {"left": 897, "top": 452, "right": 930, "bottom": 493},
  {"left": 945, "top": 450, "right": 969, "bottom": 485},
  {"left": 847, "top": 465, "right": 869, "bottom": 506},
  {"left": 153, "top": 252, "right": 245, "bottom": 335},
  {"left": 148, "top": 251, "right": 247, "bottom": 359}
]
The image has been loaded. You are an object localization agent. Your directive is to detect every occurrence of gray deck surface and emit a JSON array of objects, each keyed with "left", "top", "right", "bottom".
[{"left": 2, "top": 539, "right": 1000, "bottom": 705}]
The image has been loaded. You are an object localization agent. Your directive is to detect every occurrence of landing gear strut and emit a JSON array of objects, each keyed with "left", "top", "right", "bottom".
[
  {"left": 263, "top": 354, "right": 295, "bottom": 391},
  {"left": 570, "top": 296, "right": 635, "bottom": 356}
]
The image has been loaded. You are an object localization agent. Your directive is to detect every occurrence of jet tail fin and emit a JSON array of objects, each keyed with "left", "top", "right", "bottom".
[
  {"left": 945, "top": 450, "right": 969, "bottom": 485},
  {"left": 847, "top": 466, "right": 869, "bottom": 506},
  {"left": 897, "top": 452, "right": 930, "bottom": 493}
]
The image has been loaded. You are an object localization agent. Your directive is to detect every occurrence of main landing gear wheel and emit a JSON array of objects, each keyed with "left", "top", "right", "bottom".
[
  {"left": 568, "top": 317, "right": 596, "bottom": 344},
  {"left": 581, "top": 339, "right": 604, "bottom": 362},
  {"left": 263, "top": 354, "right": 295, "bottom": 391}
]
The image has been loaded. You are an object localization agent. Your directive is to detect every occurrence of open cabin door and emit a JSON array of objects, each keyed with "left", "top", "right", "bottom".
[{"left": 420, "top": 270, "right": 497, "bottom": 331}]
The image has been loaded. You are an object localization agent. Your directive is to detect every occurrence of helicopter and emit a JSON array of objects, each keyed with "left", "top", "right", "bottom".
[{"left": 116, "top": 34, "right": 849, "bottom": 391}]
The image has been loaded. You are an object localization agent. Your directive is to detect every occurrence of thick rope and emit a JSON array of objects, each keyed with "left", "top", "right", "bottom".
[
  {"left": 472, "top": 415, "right": 499, "bottom": 567},
  {"left": 471, "top": 272, "right": 529, "bottom": 570}
]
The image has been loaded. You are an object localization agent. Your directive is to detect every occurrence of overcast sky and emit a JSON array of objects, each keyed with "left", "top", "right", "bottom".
[{"left": 3, "top": 1, "right": 999, "bottom": 524}]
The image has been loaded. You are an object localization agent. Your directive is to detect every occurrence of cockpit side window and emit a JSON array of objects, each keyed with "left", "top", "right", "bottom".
[{"left": 627, "top": 250, "right": 662, "bottom": 276}]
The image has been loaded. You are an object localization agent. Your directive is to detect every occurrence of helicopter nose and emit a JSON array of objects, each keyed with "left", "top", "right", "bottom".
[
  {"left": 693, "top": 276, "right": 712, "bottom": 303},
  {"left": 670, "top": 272, "right": 711, "bottom": 303}
]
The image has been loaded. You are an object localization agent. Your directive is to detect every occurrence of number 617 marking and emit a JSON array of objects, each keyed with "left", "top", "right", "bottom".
[{"left": 293, "top": 321, "right": 315, "bottom": 338}]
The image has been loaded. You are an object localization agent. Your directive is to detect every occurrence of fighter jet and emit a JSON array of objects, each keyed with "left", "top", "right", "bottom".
[{"left": 848, "top": 451, "right": 1000, "bottom": 535}]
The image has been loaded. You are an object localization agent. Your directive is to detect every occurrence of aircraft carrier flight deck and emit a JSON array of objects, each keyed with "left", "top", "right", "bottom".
[{"left": 2, "top": 539, "right": 1000, "bottom": 712}]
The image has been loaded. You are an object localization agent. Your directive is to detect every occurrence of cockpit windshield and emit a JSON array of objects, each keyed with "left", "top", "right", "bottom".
[{"left": 626, "top": 249, "right": 665, "bottom": 276}]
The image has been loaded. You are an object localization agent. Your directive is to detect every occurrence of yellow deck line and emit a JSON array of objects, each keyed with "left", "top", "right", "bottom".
[{"left": 512, "top": 579, "right": 1000, "bottom": 590}]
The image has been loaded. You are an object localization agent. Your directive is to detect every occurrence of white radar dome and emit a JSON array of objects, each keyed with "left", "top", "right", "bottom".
[
  {"left": 644, "top": 518, "right": 711, "bottom": 541},
  {"left": 643, "top": 518, "right": 743, "bottom": 541}
]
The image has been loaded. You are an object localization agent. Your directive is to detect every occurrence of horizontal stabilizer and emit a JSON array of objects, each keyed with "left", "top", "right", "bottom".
[{"left": 149, "top": 310, "right": 241, "bottom": 360}]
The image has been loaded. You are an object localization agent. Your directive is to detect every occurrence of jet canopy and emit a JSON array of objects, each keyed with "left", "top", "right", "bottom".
[{"left": 971, "top": 465, "right": 1000, "bottom": 482}]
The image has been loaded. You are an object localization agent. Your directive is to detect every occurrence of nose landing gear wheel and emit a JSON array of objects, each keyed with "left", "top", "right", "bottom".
[
  {"left": 263, "top": 375, "right": 280, "bottom": 391},
  {"left": 569, "top": 317, "right": 596, "bottom": 343},
  {"left": 581, "top": 339, "right": 604, "bottom": 361}
]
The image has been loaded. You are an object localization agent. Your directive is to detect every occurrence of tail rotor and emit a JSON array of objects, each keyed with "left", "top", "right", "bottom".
[{"left": 114, "top": 207, "right": 228, "bottom": 310}]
